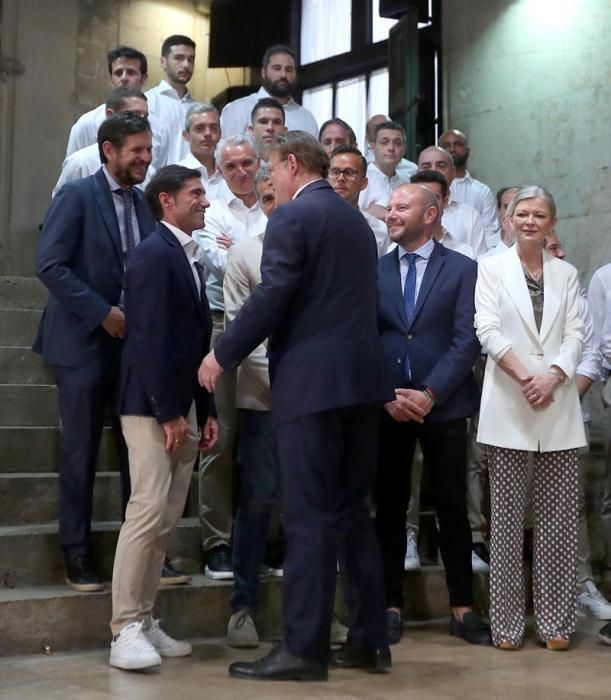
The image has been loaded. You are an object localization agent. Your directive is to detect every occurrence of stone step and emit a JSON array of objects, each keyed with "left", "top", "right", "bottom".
[
  {"left": 0, "top": 384, "right": 58, "bottom": 426},
  {"left": 0, "top": 426, "right": 119, "bottom": 473},
  {"left": 0, "top": 276, "right": 46, "bottom": 310},
  {"left": 0, "top": 567, "right": 480, "bottom": 657},
  {"left": 0, "top": 519, "right": 202, "bottom": 587},
  {"left": 0, "top": 346, "right": 53, "bottom": 384},
  {"left": 0, "top": 472, "right": 199, "bottom": 525},
  {"left": 0, "top": 309, "right": 41, "bottom": 347}
]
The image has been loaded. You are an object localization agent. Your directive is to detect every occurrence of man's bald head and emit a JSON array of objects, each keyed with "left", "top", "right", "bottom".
[
  {"left": 417, "top": 146, "right": 455, "bottom": 186},
  {"left": 386, "top": 183, "right": 440, "bottom": 250},
  {"left": 366, "top": 114, "right": 389, "bottom": 144}
]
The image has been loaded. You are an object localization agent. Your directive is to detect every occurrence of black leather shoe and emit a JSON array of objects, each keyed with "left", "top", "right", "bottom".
[
  {"left": 386, "top": 610, "right": 403, "bottom": 645},
  {"left": 449, "top": 611, "right": 492, "bottom": 646},
  {"left": 472, "top": 542, "right": 490, "bottom": 565},
  {"left": 228, "top": 644, "right": 328, "bottom": 681},
  {"left": 204, "top": 545, "right": 234, "bottom": 580},
  {"left": 160, "top": 557, "right": 192, "bottom": 585},
  {"left": 65, "top": 555, "right": 104, "bottom": 592},
  {"left": 330, "top": 641, "right": 391, "bottom": 673}
]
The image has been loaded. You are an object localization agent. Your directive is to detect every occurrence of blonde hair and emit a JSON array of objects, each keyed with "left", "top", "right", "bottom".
[{"left": 506, "top": 185, "right": 557, "bottom": 219}]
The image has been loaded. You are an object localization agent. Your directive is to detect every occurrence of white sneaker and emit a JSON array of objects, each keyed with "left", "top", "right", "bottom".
[
  {"left": 330, "top": 614, "right": 348, "bottom": 644},
  {"left": 471, "top": 550, "right": 490, "bottom": 573},
  {"left": 577, "top": 581, "right": 611, "bottom": 620},
  {"left": 404, "top": 529, "right": 421, "bottom": 571},
  {"left": 109, "top": 621, "right": 162, "bottom": 670},
  {"left": 144, "top": 618, "right": 192, "bottom": 657}
]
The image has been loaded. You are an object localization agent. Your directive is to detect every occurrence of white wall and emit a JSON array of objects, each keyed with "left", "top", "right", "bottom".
[{"left": 442, "top": 0, "right": 611, "bottom": 285}]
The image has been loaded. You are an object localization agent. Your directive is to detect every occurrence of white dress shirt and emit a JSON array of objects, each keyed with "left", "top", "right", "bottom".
[
  {"left": 441, "top": 198, "right": 487, "bottom": 258},
  {"left": 53, "top": 144, "right": 155, "bottom": 198},
  {"left": 359, "top": 161, "right": 412, "bottom": 210},
  {"left": 587, "top": 262, "right": 611, "bottom": 373},
  {"left": 145, "top": 80, "right": 196, "bottom": 164},
  {"left": 194, "top": 188, "right": 267, "bottom": 311},
  {"left": 398, "top": 237, "right": 435, "bottom": 299},
  {"left": 362, "top": 208, "right": 391, "bottom": 256},
  {"left": 220, "top": 86, "right": 318, "bottom": 138},
  {"left": 478, "top": 239, "right": 509, "bottom": 261},
  {"left": 161, "top": 219, "right": 202, "bottom": 293},
  {"left": 576, "top": 289, "right": 602, "bottom": 423},
  {"left": 450, "top": 170, "right": 500, "bottom": 248},
  {"left": 102, "top": 166, "right": 142, "bottom": 256},
  {"left": 176, "top": 151, "right": 228, "bottom": 201},
  {"left": 438, "top": 226, "right": 474, "bottom": 259},
  {"left": 65, "top": 103, "right": 170, "bottom": 170}
]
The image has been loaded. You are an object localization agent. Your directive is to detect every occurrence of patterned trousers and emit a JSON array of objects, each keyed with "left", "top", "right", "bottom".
[{"left": 487, "top": 446, "right": 578, "bottom": 645}]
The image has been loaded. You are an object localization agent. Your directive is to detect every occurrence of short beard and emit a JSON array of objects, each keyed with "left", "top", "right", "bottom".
[
  {"left": 452, "top": 153, "right": 468, "bottom": 168},
  {"left": 264, "top": 78, "right": 293, "bottom": 99}
]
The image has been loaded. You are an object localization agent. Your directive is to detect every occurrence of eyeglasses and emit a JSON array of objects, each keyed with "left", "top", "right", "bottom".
[{"left": 328, "top": 167, "right": 360, "bottom": 181}]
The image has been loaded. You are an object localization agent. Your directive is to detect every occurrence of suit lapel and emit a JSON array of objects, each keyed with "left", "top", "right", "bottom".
[
  {"left": 500, "top": 245, "right": 540, "bottom": 343},
  {"left": 410, "top": 241, "right": 445, "bottom": 326},
  {"left": 133, "top": 189, "right": 153, "bottom": 240},
  {"left": 539, "top": 251, "right": 562, "bottom": 343},
  {"left": 158, "top": 224, "right": 205, "bottom": 318},
  {"left": 93, "top": 169, "right": 123, "bottom": 265}
]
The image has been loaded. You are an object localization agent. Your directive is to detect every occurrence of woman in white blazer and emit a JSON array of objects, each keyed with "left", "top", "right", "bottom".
[{"left": 475, "top": 186, "right": 586, "bottom": 651}]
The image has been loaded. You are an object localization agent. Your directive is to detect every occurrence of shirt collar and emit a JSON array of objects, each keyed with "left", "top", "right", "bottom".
[
  {"left": 370, "top": 161, "right": 397, "bottom": 180},
  {"left": 293, "top": 178, "right": 323, "bottom": 199},
  {"left": 453, "top": 169, "right": 473, "bottom": 184},
  {"left": 398, "top": 237, "right": 435, "bottom": 260},
  {"left": 158, "top": 79, "right": 192, "bottom": 101},
  {"left": 161, "top": 219, "right": 199, "bottom": 256},
  {"left": 102, "top": 165, "right": 124, "bottom": 193},
  {"left": 256, "top": 85, "right": 297, "bottom": 110}
]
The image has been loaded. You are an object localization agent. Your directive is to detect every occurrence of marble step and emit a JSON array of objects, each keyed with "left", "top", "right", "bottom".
[
  {"left": 0, "top": 346, "right": 53, "bottom": 384},
  {"left": 0, "top": 276, "right": 46, "bottom": 310},
  {"left": 0, "top": 309, "right": 41, "bottom": 347}
]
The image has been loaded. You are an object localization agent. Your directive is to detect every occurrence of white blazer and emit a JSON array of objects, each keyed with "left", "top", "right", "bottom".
[{"left": 475, "top": 245, "right": 586, "bottom": 452}]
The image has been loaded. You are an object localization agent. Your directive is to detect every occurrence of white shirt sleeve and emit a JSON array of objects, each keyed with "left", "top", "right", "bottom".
[
  {"left": 587, "top": 266, "right": 611, "bottom": 371},
  {"left": 52, "top": 154, "right": 85, "bottom": 198},
  {"left": 220, "top": 98, "right": 251, "bottom": 138},
  {"left": 66, "top": 110, "right": 98, "bottom": 156},
  {"left": 576, "top": 293, "right": 602, "bottom": 380},
  {"left": 479, "top": 183, "right": 502, "bottom": 249}
]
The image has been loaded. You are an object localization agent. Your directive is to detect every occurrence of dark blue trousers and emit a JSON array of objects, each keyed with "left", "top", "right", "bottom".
[{"left": 275, "top": 403, "right": 387, "bottom": 662}]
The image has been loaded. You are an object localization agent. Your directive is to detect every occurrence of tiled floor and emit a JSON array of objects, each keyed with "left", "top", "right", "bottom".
[{"left": 0, "top": 618, "right": 609, "bottom": 700}]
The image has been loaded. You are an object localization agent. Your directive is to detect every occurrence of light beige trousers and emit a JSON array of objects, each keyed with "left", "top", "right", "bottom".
[{"left": 110, "top": 404, "right": 199, "bottom": 635}]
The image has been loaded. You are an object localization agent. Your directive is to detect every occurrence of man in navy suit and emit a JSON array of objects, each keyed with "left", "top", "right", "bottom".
[
  {"left": 199, "top": 131, "right": 394, "bottom": 681},
  {"left": 34, "top": 113, "right": 155, "bottom": 591},
  {"left": 109, "top": 165, "right": 217, "bottom": 670},
  {"left": 375, "top": 183, "right": 491, "bottom": 645}
]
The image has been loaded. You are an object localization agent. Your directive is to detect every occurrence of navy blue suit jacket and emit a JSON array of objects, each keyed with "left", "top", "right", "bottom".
[
  {"left": 214, "top": 179, "right": 395, "bottom": 423},
  {"left": 117, "top": 223, "right": 214, "bottom": 426},
  {"left": 377, "top": 240, "right": 480, "bottom": 422},
  {"left": 33, "top": 168, "right": 155, "bottom": 368}
]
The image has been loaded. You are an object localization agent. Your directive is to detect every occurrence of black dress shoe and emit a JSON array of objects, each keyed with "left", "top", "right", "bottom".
[
  {"left": 449, "top": 611, "right": 492, "bottom": 646},
  {"left": 386, "top": 610, "right": 403, "bottom": 645},
  {"left": 65, "top": 555, "right": 104, "bottom": 592},
  {"left": 330, "top": 641, "right": 392, "bottom": 673},
  {"left": 160, "top": 557, "right": 192, "bottom": 585},
  {"left": 472, "top": 542, "right": 490, "bottom": 565},
  {"left": 228, "top": 644, "right": 328, "bottom": 681},
  {"left": 204, "top": 544, "right": 234, "bottom": 580}
]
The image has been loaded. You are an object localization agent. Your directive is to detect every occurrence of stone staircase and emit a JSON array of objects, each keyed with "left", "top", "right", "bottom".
[{"left": 0, "top": 277, "right": 479, "bottom": 657}]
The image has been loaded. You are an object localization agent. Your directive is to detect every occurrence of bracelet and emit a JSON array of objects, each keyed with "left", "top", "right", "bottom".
[
  {"left": 547, "top": 367, "right": 565, "bottom": 384},
  {"left": 421, "top": 387, "right": 436, "bottom": 404}
]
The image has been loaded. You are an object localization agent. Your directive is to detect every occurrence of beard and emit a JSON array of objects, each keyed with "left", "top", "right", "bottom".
[
  {"left": 264, "top": 77, "right": 294, "bottom": 98},
  {"left": 452, "top": 153, "right": 468, "bottom": 168}
]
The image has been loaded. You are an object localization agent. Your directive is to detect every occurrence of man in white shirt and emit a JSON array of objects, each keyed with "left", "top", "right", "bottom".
[
  {"left": 364, "top": 114, "right": 418, "bottom": 178},
  {"left": 417, "top": 146, "right": 487, "bottom": 258},
  {"left": 478, "top": 186, "right": 519, "bottom": 260},
  {"left": 327, "top": 144, "right": 389, "bottom": 256},
  {"left": 54, "top": 87, "right": 154, "bottom": 197},
  {"left": 359, "top": 121, "right": 417, "bottom": 222},
  {"left": 146, "top": 35, "right": 197, "bottom": 164},
  {"left": 438, "top": 129, "right": 500, "bottom": 248},
  {"left": 319, "top": 118, "right": 357, "bottom": 157},
  {"left": 247, "top": 98, "right": 287, "bottom": 162},
  {"left": 220, "top": 44, "right": 317, "bottom": 138},
  {"left": 176, "top": 103, "right": 225, "bottom": 201},
  {"left": 66, "top": 46, "right": 170, "bottom": 170},
  {"left": 194, "top": 136, "right": 267, "bottom": 581}
]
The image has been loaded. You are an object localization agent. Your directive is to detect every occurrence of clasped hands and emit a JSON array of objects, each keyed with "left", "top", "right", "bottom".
[
  {"left": 520, "top": 373, "right": 561, "bottom": 411},
  {"left": 384, "top": 388, "right": 434, "bottom": 423}
]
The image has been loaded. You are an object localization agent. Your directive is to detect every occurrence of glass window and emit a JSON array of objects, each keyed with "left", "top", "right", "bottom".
[
  {"left": 302, "top": 83, "right": 334, "bottom": 129},
  {"left": 301, "top": 0, "right": 352, "bottom": 65},
  {"left": 371, "top": 0, "right": 398, "bottom": 43},
  {"left": 368, "top": 68, "right": 389, "bottom": 123},
  {"left": 335, "top": 75, "right": 367, "bottom": 152}
]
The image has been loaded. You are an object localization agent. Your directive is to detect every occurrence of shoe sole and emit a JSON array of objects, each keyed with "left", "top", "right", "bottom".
[
  {"left": 577, "top": 604, "right": 611, "bottom": 621},
  {"left": 160, "top": 575, "right": 192, "bottom": 585},
  {"left": 66, "top": 578, "right": 104, "bottom": 593},
  {"left": 545, "top": 639, "right": 569, "bottom": 651},
  {"left": 228, "top": 668, "right": 328, "bottom": 682},
  {"left": 156, "top": 648, "right": 192, "bottom": 657},
  {"left": 204, "top": 566, "right": 234, "bottom": 580},
  {"left": 110, "top": 657, "right": 162, "bottom": 670}
]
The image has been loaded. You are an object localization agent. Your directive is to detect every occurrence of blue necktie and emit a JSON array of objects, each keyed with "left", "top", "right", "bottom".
[
  {"left": 120, "top": 188, "right": 136, "bottom": 258},
  {"left": 403, "top": 253, "right": 418, "bottom": 381},
  {"left": 403, "top": 253, "right": 419, "bottom": 324}
]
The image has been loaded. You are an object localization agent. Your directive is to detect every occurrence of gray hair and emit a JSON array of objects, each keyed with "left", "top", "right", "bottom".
[
  {"left": 184, "top": 102, "right": 218, "bottom": 132},
  {"left": 254, "top": 165, "right": 271, "bottom": 197},
  {"left": 417, "top": 145, "right": 455, "bottom": 170},
  {"left": 215, "top": 134, "right": 256, "bottom": 166},
  {"left": 506, "top": 185, "right": 557, "bottom": 219}
]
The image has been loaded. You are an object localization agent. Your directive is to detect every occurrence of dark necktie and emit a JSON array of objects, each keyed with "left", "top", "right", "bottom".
[
  {"left": 403, "top": 253, "right": 419, "bottom": 324},
  {"left": 120, "top": 188, "right": 136, "bottom": 258},
  {"left": 194, "top": 261, "right": 207, "bottom": 305},
  {"left": 403, "top": 253, "right": 419, "bottom": 381}
]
